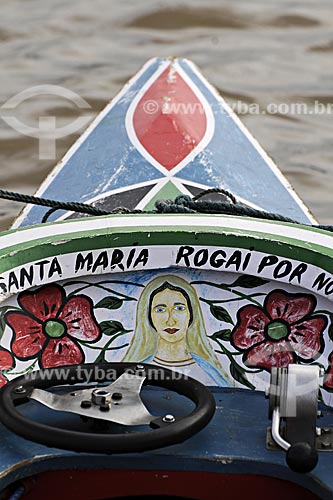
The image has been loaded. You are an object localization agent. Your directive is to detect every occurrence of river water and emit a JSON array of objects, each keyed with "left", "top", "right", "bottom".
[{"left": 0, "top": 0, "right": 332, "bottom": 229}]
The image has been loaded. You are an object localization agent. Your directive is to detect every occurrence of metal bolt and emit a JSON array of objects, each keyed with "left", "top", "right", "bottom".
[
  {"left": 321, "top": 440, "right": 331, "bottom": 449},
  {"left": 14, "top": 386, "right": 26, "bottom": 394},
  {"left": 322, "top": 427, "right": 332, "bottom": 434},
  {"left": 112, "top": 392, "right": 123, "bottom": 401},
  {"left": 91, "top": 389, "right": 110, "bottom": 406},
  {"left": 316, "top": 427, "right": 322, "bottom": 436},
  {"left": 81, "top": 400, "right": 92, "bottom": 409},
  {"left": 317, "top": 410, "right": 323, "bottom": 418},
  {"left": 99, "top": 403, "right": 110, "bottom": 412},
  {"left": 162, "top": 414, "right": 176, "bottom": 423}
]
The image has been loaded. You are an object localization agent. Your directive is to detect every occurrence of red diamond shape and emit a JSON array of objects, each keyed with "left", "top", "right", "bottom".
[{"left": 132, "top": 65, "right": 208, "bottom": 171}]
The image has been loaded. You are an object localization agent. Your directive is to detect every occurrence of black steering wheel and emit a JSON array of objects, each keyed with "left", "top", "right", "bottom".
[{"left": 0, "top": 363, "right": 215, "bottom": 454}]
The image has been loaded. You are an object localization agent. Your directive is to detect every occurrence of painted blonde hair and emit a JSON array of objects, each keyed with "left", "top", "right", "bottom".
[{"left": 122, "top": 274, "right": 228, "bottom": 385}]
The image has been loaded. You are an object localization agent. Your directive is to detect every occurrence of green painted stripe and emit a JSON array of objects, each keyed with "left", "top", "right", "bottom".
[
  {"left": 1, "top": 216, "right": 332, "bottom": 254},
  {"left": 3, "top": 211, "right": 332, "bottom": 234}
]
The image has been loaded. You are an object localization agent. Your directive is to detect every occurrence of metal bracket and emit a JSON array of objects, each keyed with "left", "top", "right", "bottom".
[
  {"left": 30, "top": 372, "right": 156, "bottom": 426},
  {"left": 266, "top": 427, "right": 333, "bottom": 451}
]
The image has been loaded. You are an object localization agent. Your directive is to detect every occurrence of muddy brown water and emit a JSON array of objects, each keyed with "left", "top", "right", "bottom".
[{"left": 0, "top": 0, "right": 332, "bottom": 229}]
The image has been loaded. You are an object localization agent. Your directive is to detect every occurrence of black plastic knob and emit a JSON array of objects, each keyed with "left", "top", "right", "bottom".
[{"left": 286, "top": 442, "right": 318, "bottom": 473}]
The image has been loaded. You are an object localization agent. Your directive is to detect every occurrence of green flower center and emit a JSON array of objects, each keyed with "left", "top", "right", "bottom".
[
  {"left": 267, "top": 320, "right": 289, "bottom": 341},
  {"left": 44, "top": 320, "right": 66, "bottom": 338}
]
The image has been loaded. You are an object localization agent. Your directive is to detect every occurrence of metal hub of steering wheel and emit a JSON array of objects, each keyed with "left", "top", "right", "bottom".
[{"left": 0, "top": 363, "right": 215, "bottom": 454}]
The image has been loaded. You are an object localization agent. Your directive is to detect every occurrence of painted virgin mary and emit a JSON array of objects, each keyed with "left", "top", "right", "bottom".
[{"left": 122, "top": 274, "right": 230, "bottom": 386}]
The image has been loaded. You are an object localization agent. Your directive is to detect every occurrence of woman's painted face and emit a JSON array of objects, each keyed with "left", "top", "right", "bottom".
[{"left": 151, "top": 288, "right": 191, "bottom": 343}]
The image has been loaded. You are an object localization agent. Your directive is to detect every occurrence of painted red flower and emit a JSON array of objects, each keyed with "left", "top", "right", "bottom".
[
  {"left": 0, "top": 347, "right": 14, "bottom": 388},
  {"left": 5, "top": 284, "right": 101, "bottom": 368},
  {"left": 231, "top": 290, "right": 327, "bottom": 371}
]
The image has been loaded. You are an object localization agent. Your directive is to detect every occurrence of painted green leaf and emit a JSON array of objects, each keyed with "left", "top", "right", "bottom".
[
  {"left": 0, "top": 306, "right": 19, "bottom": 340},
  {"left": 95, "top": 351, "right": 107, "bottom": 363},
  {"left": 100, "top": 320, "right": 129, "bottom": 336},
  {"left": 210, "top": 305, "right": 233, "bottom": 324},
  {"left": 95, "top": 297, "right": 124, "bottom": 310},
  {"left": 0, "top": 315, "right": 6, "bottom": 340},
  {"left": 230, "top": 362, "right": 255, "bottom": 389},
  {"left": 229, "top": 275, "right": 269, "bottom": 289},
  {"left": 211, "top": 329, "right": 232, "bottom": 341}
]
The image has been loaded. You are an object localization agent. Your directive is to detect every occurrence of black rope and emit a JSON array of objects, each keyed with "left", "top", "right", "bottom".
[
  {"left": 156, "top": 195, "right": 296, "bottom": 222},
  {"left": 1, "top": 187, "right": 333, "bottom": 234},
  {"left": 41, "top": 207, "right": 61, "bottom": 223},
  {"left": 156, "top": 193, "right": 333, "bottom": 232},
  {"left": 0, "top": 189, "right": 114, "bottom": 217},
  {"left": 193, "top": 187, "right": 237, "bottom": 204}
]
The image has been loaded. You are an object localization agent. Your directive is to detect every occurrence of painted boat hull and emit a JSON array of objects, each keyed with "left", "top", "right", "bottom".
[{"left": 13, "top": 58, "right": 314, "bottom": 228}]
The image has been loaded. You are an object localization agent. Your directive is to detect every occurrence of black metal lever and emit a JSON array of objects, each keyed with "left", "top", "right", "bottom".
[{"left": 267, "top": 365, "right": 320, "bottom": 473}]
